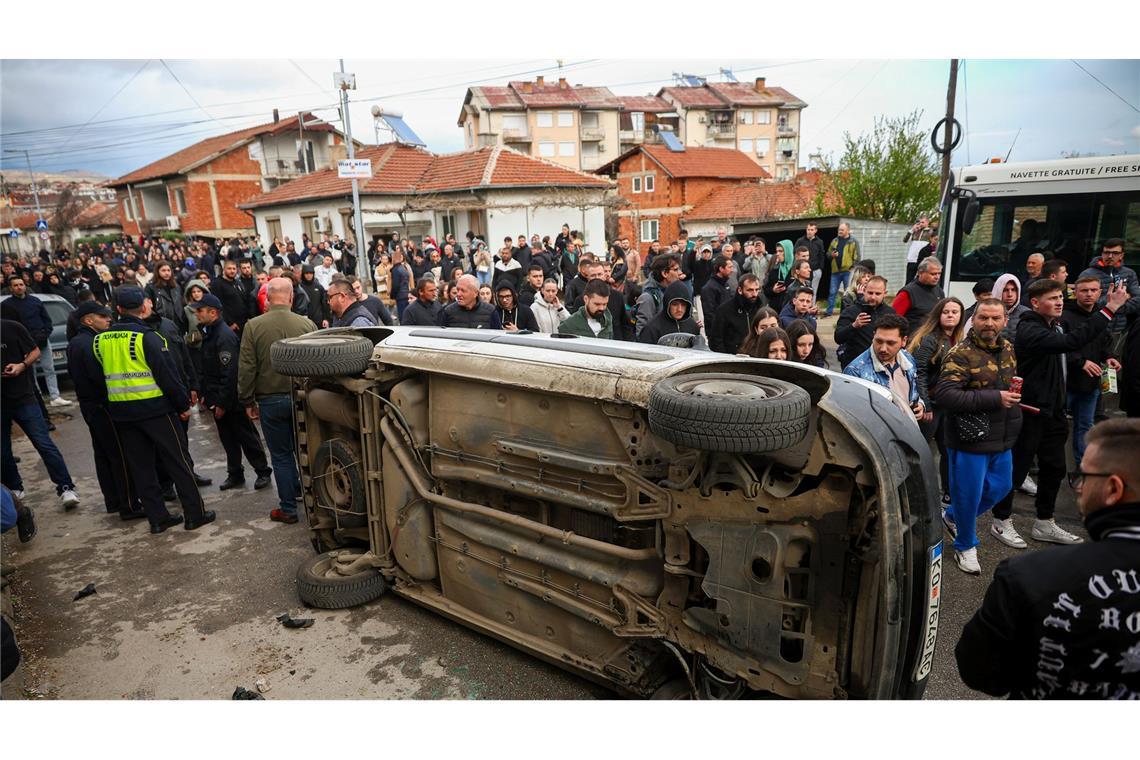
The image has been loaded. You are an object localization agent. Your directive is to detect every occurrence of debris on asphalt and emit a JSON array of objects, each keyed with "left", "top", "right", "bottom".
[
  {"left": 255, "top": 676, "right": 271, "bottom": 693},
  {"left": 73, "top": 583, "right": 97, "bottom": 601},
  {"left": 232, "top": 686, "right": 264, "bottom": 700},
  {"left": 276, "top": 612, "right": 314, "bottom": 629}
]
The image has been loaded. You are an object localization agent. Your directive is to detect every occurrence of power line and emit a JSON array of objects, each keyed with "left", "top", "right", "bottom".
[
  {"left": 806, "top": 59, "right": 891, "bottom": 146},
  {"left": 159, "top": 59, "right": 218, "bottom": 121},
  {"left": 288, "top": 59, "right": 328, "bottom": 92},
  {"left": 1070, "top": 59, "right": 1140, "bottom": 115},
  {"left": 58, "top": 59, "right": 152, "bottom": 153}
]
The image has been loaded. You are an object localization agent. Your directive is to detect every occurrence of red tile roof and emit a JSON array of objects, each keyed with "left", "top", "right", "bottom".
[
  {"left": 506, "top": 80, "right": 621, "bottom": 109},
  {"left": 240, "top": 146, "right": 609, "bottom": 210},
  {"left": 8, "top": 201, "right": 121, "bottom": 230},
  {"left": 686, "top": 177, "right": 831, "bottom": 222},
  {"left": 658, "top": 86, "right": 728, "bottom": 108},
  {"left": 108, "top": 112, "right": 338, "bottom": 187},
  {"left": 635, "top": 145, "right": 771, "bottom": 180},
  {"left": 470, "top": 86, "right": 525, "bottom": 110},
  {"left": 616, "top": 95, "right": 675, "bottom": 113},
  {"left": 707, "top": 82, "right": 790, "bottom": 107}
]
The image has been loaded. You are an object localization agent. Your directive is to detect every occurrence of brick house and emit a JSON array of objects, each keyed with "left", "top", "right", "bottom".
[
  {"left": 106, "top": 112, "right": 352, "bottom": 241},
  {"left": 595, "top": 145, "right": 770, "bottom": 254}
]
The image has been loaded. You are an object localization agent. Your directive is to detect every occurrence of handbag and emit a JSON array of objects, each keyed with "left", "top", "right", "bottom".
[{"left": 954, "top": 412, "right": 990, "bottom": 443}]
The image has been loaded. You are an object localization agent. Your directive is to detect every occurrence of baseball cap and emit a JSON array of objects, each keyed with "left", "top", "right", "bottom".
[
  {"left": 700, "top": 244, "right": 713, "bottom": 253},
  {"left": 114, "top": 286, "right": 146, "bottom": 309},
  {"left": 193, "top": 294, "right": 224, "bottom": 311},
  {"left": 75, "top": 301, "right": 112, "bottom": 319}
]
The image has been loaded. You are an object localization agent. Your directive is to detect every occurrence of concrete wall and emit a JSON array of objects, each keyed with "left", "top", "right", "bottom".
[{"left": 484, "top": 189, "right": 606, "bottom": 253}]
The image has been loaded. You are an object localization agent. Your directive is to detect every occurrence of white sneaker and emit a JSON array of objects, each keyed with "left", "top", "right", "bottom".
[
  {"left": 1031, "top": 519, "right": 1083, "bottom": 545},
  {"left": 1019, "top": 475, "right": 1038, "bottom": 496},
  {"left": 11, "top": 489, "right": 26, "bottom": 500},
  {"left": 990, "top": 518, "right": 1027, "bottom": 549},
  {"left": 955, "top": 547, "right": 981, "bottom": 575},
  {"left": 60, "top": 489, "right": 80, "bottom": 510},
  {"left": 49, "top": 396, "right": 73, "bottom": 407}
]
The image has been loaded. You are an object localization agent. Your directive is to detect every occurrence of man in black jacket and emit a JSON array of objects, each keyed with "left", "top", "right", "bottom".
[
  {"left": 402, "top": 279, "right": 443, "bottom": 326},
  {"left": 699, "top": 255, "right": 735, "bottom": 339},
  {"left": 439, "top": 275, "right": 502, "bottom": 329},
  {"left": 563, "top": 255, "right": 593, "bottom": 308},
  {"left": 214, "top": 260, "right": 249, "bottom": 331},
  {"left": 794, "top": 222, "right": 826, "bottom": 299},
  {"left": 956, "top": 418, "right": 1140, "bottom": 699},
  {"left": 518, "top": 265, "right": 544, "bottom": 308},
  {"left": 637, "top": 281, "right": 699, "bottom": 346},
  {"left": 298, "top": 265, "right": 329, "bottom": 327},
  {"left": 835, "top": 275, "right": 892, "bottom": 368},
  {"left": 1063, "top": 276, "right": 1121, "bottom": 469},
  {"left": 194, "top": 295, "right": 272, "bottom": 492},
  {"left": 494, "top": 283, "right": 539, "bottom": 333},
  {"left": 991, "top": 279, "right": 1129, "bottom": 549},
  {"left": 709, "top": 274, "right": 763, "bottom": 354}
]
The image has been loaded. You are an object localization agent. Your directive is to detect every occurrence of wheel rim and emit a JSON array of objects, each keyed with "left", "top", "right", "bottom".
[
  {"left": 674, "top": 378, "right": 775, "bottom": 399},
  {"left": 317, "top": 453, "right": 352, "bottom": 506}
]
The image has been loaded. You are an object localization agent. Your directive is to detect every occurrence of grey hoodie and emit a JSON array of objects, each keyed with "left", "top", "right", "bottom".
[{"left": 966, "top": 273, "right": 1031, "bottom": 342}]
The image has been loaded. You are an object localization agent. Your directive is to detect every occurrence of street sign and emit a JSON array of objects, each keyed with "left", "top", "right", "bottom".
[
  {"left": 39, "top": 231, "right": 50, "bottom": 240},
  {"left": 337, "top": 159, "right": 372, "bottom": 179},
  {"left": 7, "top": 229, "right": 18, "bottom": 238},
  {"left": 35, "top": 218, "right": 48, "bottom": 231},
  {"left": 333, "top": 72, "right": 356, "bottom": 90}
]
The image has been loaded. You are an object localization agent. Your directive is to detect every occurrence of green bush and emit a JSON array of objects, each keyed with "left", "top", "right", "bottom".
[{"left": 160, "top": 231, "right": 186, "bottom": 242}]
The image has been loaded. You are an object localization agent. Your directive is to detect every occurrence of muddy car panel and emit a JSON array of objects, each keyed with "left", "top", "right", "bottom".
[{"left": 289, "top": 327, "right": 941, "bottom": 699}]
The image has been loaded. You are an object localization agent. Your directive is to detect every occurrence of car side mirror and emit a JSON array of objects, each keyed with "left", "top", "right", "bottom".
[{"left": 963, "top": 198, "right": 980, "bottom": 235}]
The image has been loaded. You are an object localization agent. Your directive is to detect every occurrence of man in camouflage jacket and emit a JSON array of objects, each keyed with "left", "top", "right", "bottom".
[{"left": 931, "top": 297, "right": 1023, "bottom": 575}]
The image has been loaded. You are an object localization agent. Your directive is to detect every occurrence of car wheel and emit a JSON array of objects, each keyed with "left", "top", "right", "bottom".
[
  {"left": 270, "top": 333, "right": 373, "bottom": 377},
  {"left": 311, "top": 439, "right": 367, "bottom": 528},
  {"left": 648, "top": 373, "right": 810, "bottom": 454},
  {"left": 296, "top": 551, "right": 387, "bottom": 609}
]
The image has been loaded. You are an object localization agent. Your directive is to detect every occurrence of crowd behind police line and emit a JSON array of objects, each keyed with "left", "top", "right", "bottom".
[{"left": 2, "top": 223, "right": 1139, "bottom": 700}]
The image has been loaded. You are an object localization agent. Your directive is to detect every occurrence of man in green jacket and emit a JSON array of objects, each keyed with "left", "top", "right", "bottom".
[
  {"left": 559, "top": 280, "right": 613, "bottom": 339},
  {"left": 237, "top": 278, "right": 317, "bottom": 524},
  {"left": 824, "top": 222, "right": 861, "bottom": 317}
]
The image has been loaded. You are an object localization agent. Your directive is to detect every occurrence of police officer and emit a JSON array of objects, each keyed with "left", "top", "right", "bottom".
[
  {"left": 95, "top": 287, "right": 215, "bottom": 534},
  {"left": 66, "top": 301, "right": 144, "bottom": 520},
  {"left": 193, "top": 294, "right": 272, "bottom": 491}
]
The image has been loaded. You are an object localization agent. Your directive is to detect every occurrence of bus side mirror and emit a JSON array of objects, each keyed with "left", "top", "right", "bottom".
[{"left": 963, "top": 198, "right": 980, "bottom": 235}]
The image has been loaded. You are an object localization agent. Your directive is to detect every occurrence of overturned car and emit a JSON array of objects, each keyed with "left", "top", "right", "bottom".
[{"left": 271, "top": 327, "right": 942, "bottom": 699}]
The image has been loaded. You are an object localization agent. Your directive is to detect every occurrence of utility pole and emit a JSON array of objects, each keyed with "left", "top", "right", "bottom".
[
  {"left": 337, "top": 59, "right": 370, "bottom": 291},
  {"left": 940, "top": 59, "right": 959, "bottom": 196},
  {"left": 4, "top": 149, "right": 47, "bottom": 253}
]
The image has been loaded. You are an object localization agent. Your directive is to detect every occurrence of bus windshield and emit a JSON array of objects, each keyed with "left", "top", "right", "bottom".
[{"left": 950, "top": 189, "right": 1140, "bottom": 283}]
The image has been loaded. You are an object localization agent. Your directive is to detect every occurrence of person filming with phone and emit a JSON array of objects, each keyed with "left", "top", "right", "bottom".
[{"left": 835, "top": 275, "right": 892, "bottom": 369}]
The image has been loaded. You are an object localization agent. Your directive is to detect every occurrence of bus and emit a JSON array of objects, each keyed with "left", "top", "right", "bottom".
[{"left": 940, "top": 154, "right": 1140, "bottom": 302}]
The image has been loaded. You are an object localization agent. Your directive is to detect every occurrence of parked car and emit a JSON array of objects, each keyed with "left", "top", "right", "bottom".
[
  {"left": 271, "top": 326, "right": 942, "bottom": 699},
  {"left": 0, "top": 293, "right": 75, "bottom": 376}
]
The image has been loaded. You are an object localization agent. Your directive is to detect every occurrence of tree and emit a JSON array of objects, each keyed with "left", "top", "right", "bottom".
[
  {"left": 51, "top": 184, "right": 87, "bottom": 251},
  {"left": 810, "top": 111, "right": 941, "bottom": 224}
]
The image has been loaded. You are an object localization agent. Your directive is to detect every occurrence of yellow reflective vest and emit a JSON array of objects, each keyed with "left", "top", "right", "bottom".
[{"left": 93, "top": 329, "right": 165, "bottom": 402}]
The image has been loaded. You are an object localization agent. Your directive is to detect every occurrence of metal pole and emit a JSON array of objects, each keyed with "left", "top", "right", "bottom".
[
  {"left": 940, "top": 59, "right": 959, "bottom": 198},
  {"left": 339, "top": 59, "right": 370, "bottom": 292},
  {"left": 5, "top": 149, "right": 46, "bottom": 251}
]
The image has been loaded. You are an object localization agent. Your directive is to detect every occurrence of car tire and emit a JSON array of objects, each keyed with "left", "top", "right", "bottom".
[
  {"left": 296, "top": 551, "right": 387, "bottom": 609},
  {"left": 648, "top": 373, "right": 810, "bottom": 454},
  {"left": 270, "top": 333, "right": 373, "bottom": 377},
  {"left": 311, "top": 439, "right": 367, "bottom": 528}
]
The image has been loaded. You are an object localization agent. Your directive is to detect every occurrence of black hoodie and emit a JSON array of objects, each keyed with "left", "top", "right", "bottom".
[
  {"left": 298, "top": 265, "right": 329, "bottom": 326},
  {"left": 638, "top": 281, "right": 699, "bottom": 345},
  {"left": 494, "top": 283, "right": 539, "bottom": 332}
]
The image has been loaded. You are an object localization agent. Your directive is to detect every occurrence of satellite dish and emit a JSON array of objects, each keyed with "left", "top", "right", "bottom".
[{"left": 370, "top": 105, "right": 381, "bottom": 117}]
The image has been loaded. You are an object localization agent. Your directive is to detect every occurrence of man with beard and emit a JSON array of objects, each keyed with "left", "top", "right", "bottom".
[
  {"left": 836, "top": 275, "right": 893, "bottom": 369},
  {"left": 146, "top": 261, "right": 186, "bottom": 332},
  {"left": 214, "top": 260, "right": 249, "bottom": 331},
  {"left": 559, "top": 279, "right": 614, "bottom": 339},
  {"left": 494, "top": 283, "right": 539, "bottom": 333},
  {"left": 708, "top": 273, "right": 764, "bottom": 355},
  {"left": 637, "top": 281, "right": 700, "bottom": 346},
  {"left": 298, "top": 265, "right": 329, "bottom": 327},
  {"left": 699, "top": 255, "right": 735, "bottom": 339}
]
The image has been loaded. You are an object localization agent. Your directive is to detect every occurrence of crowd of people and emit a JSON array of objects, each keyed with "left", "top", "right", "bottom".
[{"left": 2, "top": 221, "right": 1139, "bottom": 700}]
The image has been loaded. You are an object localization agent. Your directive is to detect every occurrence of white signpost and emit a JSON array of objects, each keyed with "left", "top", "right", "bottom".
[{"left": 337, "top": 159, "right": 373, "bottom": 179}]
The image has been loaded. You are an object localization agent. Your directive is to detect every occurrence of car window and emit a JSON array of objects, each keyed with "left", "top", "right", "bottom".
[{"left": 44, "top": 301, "right": 73, "bottom": 326}]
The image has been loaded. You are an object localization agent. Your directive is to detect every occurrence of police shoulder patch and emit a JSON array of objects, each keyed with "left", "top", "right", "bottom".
[{"left": 219, "top": 351, "right": 233, "bottom": 366}]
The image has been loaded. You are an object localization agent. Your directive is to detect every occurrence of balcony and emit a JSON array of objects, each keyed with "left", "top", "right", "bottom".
[
  {"left": 580, "top": 156, "right": 605, "bottom": 171},
  {"left": 502, "top": 128, "right": 531, "bottom": 143},
  {"left": 580, "top": 127, "right": 605, "bottom": 141},
  {"left": 706, "top": 123, "right": 736, "bottom": 139},
  {"left": 776, "top": 152, "right": 797, "bottom": 163},
  {"left": 477, "top": 132, "right": 499, "bottom": 148},
  {"left": 778, "top": 124, "right": 797, "bottom": 136}
]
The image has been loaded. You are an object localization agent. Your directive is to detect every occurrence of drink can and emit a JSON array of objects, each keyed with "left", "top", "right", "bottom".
[{"left": 1010, "top": 376, "right": 1023, "bottom": 395}]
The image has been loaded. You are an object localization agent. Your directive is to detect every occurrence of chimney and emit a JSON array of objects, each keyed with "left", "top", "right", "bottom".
[
  {"left": 536, "top": 75, "right": 544, "bottom": 88},
  {"left": 272, "top": 108, "right": 280, "bottom": 123},
  {"left": 520, "top": 82, "right": 533, "bottom": 93},
  {"left": 558, "top": 77, "right": 567, "bottom": 89},
  {"left": 754, "top": 77, "right": 766, "bottom": 92}
]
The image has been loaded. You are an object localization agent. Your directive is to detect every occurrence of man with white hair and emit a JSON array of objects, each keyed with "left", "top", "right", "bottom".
[{"left": 238, "top": 278, "right": 317, "bottom": 524}]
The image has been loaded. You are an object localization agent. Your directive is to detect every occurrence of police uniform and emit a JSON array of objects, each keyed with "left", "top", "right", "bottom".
[
  {"left": 196, "top": 295, "right": 272, "bottom": 487},
  {"left": 66, "top": 302, "right": 142, "bottom": 519},
  {"left": 95, "top": 288, "right": 214, "bottom": 533}
]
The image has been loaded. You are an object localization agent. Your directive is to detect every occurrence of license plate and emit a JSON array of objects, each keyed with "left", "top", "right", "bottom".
[{"left": 913, "top": 542, "right": 942, "bottom": 681}]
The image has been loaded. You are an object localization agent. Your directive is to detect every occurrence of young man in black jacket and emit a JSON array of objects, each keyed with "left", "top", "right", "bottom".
[
  {"left": 699, "top": 255, "right": 735, "bottom": 340},
  {"left": 1062, "top": 275, "right": 1121, "bottom": 469},
  {"left": 709, "top": 274, "right": 764, "bottom": 355},
  {"left": 990, "top": 279, "right": 1129, "bottom": 549},
  {"left": 835, "top": 275, "right": 892, "bottom": 368},
  {"left": 955, "top": 418, "right": 1140, "bottom": 699}
]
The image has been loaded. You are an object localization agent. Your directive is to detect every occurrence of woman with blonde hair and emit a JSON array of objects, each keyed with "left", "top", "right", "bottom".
[{"left": 910, "top": 296, "right": 965, "bottom": 509}]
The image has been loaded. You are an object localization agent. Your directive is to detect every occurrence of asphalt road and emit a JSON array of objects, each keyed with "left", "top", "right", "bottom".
[{"left": 0, "top": 372, "right": 1093, "bottom": 701}]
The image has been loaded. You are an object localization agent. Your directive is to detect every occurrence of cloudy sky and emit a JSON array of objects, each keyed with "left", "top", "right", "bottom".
[{"left": 1, "top": 57, "right": 1137, "bottom": 180}]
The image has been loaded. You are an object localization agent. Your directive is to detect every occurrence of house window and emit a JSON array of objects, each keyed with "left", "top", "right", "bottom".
[
  {"left": 558, "top": 141, "right": 576, "bottom": 157},
  {"left": 640, "top": 219, "right": 659, "bottom": 242},
  {"left": 740, "top": 110, "right": 753, "bottom": 125},
  {"left": 297, "top": 139, "right": 315, "bottom": 173},
  {"left": 536, "top": 111, "right": 553, "bottom": 128},
  {"left": 538, "top": 142, "right": 556, "bottom": 157},
  {"left": 757, "top": 110, "right": 771, "bottom": 124},
  {"left": 173, "top": 188, "right": 187, "bottom": 216},
  {"left": 779, "top": 137, "right": 796, "bottom": 159},
  {"left": 739, "top": 138, "right": 753, "bottom": 153},
  {"left": 756, "top": 138, "right": 770, "bottom": 156},
  {"left": 581, "top": 111, "right": 599, "bottom": 128},
  {"left": 266, "top": 217, "right": 282, "bottom": 243},
  {"left": 341, "top": 213, "right": 356, "bottom": 243},
  {"left": 779, "top": 168, "right": 792, "bottom": 180},
  {"left": 466, "top": 122, "right": 474, "bottom": 147},
  {"left": 300, "top": 214, "right": 320, "bottom": 242},
  {"left": 557, "top": 111, "right": 574, "bottom": 127},
  {"left": 631, "top": 112, "right": 645, "bottom": 132},
  {"left": 632, "top": 176, "right": 642, "bottom": 193},
  {"left": 440, "top": 213, "right": 456, "bottom": 237},
  {"left": 644, "top": 175, "right": 655, "bottom": 192},
  {"left": 502, "top": 113, "right": 526, "bottom": 132}
]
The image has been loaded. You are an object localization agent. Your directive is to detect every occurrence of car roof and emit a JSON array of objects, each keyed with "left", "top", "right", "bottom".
[{"left": 1, "top": 292, "right": 73, "bottom": 307}]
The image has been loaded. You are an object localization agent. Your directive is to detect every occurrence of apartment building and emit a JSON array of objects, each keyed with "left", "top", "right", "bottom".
[
  {"left": 657, "top": 78, "right": 807, "bottom": 179},
  {"left": 458, "top": 77, "right": 623, "bottom": 172},
  {"left": 106, "top": 112, "right": 353, "bottom": 240}
]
